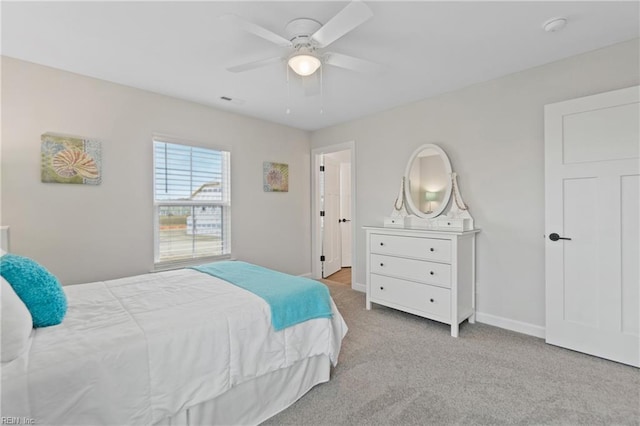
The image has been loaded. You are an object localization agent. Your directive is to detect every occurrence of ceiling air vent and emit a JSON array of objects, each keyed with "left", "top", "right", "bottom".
[{"left": 219, "top": 96, "right": 245, "bottom": 106}]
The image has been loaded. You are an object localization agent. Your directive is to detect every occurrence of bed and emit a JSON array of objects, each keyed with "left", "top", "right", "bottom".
[{"left": 1, "top": 262, "right": 348, "bottom": 425}]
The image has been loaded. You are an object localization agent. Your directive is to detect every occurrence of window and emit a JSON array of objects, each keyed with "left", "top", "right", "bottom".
[{"left": 153, "top": 139, "right": 230, "bottom": 265}]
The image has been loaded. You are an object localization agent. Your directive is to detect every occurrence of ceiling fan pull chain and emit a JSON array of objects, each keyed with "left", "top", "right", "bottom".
[
  {"left": 286, "top": 64, "right": 291, "bottom": 114},
  {"left": 320, "top": 65, "right": 324, "bottom": 114}
]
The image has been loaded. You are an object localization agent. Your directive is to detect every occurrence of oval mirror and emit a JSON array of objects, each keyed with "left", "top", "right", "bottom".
[{"left": 404, "top": 144, "right": 453, "bottom": 219}]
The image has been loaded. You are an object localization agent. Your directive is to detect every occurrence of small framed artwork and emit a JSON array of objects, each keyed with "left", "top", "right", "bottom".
[
  {"left": 263, "top": 162, "right": 289, "bottom": 192},
  {"left": 41, "top": 133, "right": 102, "bottom": 185}
]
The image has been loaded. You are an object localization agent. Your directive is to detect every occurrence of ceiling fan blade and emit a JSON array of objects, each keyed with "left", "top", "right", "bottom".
[
  {"left": 227, "top": 56, "right": 284, "bottom": 73},
  {"left": 221, "top": 14, "right": 292, "bottom": 48},
  {"left": 324, "top": 52, "right": 380, "bottom": 73},
  {"left": 311, "top": 0, "right": 373, "bottom": 48}
]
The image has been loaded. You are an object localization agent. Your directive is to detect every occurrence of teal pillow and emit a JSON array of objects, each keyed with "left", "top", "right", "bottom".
[{"left": 0, "top": 254, "right": 67, "bottom": 327}]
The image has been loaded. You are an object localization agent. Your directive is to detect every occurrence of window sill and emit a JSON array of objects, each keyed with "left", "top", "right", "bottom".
[{"left": 152, "top": 254, "right": 233, "bottom": 273}]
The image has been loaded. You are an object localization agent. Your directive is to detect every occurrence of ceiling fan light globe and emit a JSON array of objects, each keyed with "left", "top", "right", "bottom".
[{"left": 288, "top": 54, "right": 321, "bottom": 76}]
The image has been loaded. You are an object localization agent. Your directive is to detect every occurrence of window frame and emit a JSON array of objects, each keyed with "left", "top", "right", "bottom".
[{"left": 152, "top": 135, "right": 231, "bottom": 270}]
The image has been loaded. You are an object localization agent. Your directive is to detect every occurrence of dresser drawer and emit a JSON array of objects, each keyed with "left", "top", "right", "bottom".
[
  {"left": 371, "top": 254, "right": 451, "bottom": 288},
  {"left": 370, "top": 234, "right": 451, "bottom": 263},
  {"left": 370, "top": 274, "right": 451, "bottom": 319}
]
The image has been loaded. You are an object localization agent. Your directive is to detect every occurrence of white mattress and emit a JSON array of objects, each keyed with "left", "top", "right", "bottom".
[{"left": 1, "top": 269, "right": 348, "bottom": 425}]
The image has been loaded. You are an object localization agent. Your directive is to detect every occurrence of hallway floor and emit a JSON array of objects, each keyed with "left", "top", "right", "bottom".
[{"left": 325, "top": 267, "right": 351, "bottom": 285}]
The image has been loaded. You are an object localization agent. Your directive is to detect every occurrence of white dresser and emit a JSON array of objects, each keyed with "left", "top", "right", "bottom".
[{"left": 364, "top": 226, "right": 479, "bottom": 337}]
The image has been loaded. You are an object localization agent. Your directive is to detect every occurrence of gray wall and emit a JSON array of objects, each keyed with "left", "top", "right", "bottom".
[
  {"left": 1, "top": 57, "right": 312, "bottom": 284},
  {"left": 2, "top": 39, "right": 638, "bottom": 334},
  {"left": 311, "top": 38, "right": 640, "bottom": 334}
]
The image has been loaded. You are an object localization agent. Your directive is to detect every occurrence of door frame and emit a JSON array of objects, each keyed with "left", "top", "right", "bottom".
[
  {"left": 311, "top": 141, "right": 357, "bottom": 290},
  {"left": 339, "top": 161, "right": 352, "bottom": 268}
]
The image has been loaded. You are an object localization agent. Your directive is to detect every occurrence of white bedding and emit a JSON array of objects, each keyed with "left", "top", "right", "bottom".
[{"left": 1, "top": 269, "right": 348, "bottom": 425}]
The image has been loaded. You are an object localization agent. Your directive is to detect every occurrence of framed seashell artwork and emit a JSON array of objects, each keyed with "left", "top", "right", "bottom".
[
  {"left": 263, "top": 162, "right": 288, "bottom": 192},
  {"left": 41, "top": 133, "right": 102, "bottom": 185}
]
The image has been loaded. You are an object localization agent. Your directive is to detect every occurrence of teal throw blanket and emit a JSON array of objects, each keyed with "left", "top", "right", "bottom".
[{"left": 190, "top": 261, "right": 332, "bottom": 331}]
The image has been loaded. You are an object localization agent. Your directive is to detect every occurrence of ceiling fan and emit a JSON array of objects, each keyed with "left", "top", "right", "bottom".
[{"left": 223, "top": 0, "right": 379, "bottom": 77}]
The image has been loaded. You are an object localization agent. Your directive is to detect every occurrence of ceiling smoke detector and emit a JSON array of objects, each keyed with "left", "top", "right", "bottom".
[{"left": 543, "top": 17, "right": 568, "bottom": 32}]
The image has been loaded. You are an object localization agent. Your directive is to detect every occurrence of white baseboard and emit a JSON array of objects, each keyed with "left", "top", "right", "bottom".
[
  {"left": 318, "top": 279, "right": 543, "bottom": 338},
  {"left": 475, "top": 311, "right": 545, "bottom": 339},
  {"left": 352, "top": 282, "right": 365, "bottom": 293}
]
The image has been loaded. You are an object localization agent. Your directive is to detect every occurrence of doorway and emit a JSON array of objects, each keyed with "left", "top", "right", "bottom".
[{"left": 311, "top": 142, "right": 356, "bottom": 290}]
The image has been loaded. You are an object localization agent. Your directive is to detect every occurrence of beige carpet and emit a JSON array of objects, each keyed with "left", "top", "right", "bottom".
[{"left": 263, "top": 280, "right": 640, "bottom": 425}]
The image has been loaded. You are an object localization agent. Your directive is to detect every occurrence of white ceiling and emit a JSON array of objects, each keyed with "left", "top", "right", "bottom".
[{"left": 2, "top": 1, "right": 638, "bottom": 131}]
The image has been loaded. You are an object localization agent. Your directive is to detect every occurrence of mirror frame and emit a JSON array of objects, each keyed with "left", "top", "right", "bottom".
[{"left": 403, "top": 143, "right": 453, "bottom": 219}]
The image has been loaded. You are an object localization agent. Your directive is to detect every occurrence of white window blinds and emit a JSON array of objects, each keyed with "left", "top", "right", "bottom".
[{"left": 153, "top": 139, "right": 230, "bottom": 265}]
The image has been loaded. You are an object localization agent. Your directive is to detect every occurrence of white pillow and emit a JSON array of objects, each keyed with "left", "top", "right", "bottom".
[{"left": 1, "top": 276, "right": 33, "bottom": 362}]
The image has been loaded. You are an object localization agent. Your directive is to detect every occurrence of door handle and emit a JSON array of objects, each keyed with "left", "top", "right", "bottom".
[
  {"left": 339, "top": 218, "right": 351, "bottom": 223},
  {"left": 549, "top": 233, "right": 572, "bottom": 241}
]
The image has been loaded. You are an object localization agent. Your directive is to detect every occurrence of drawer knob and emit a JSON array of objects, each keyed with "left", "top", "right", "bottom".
[
  {"left": 430, "top": 271, "right": 434, "bottom": 275},
  {"left": 430, "top": 248, "right": 435, "bottom": 252},
  {"left": 380, "top": 286, "right": 384, "bottom": 290},
  {"left": 380, "top": 242, "right": 384, "bottom": 246},
  {"left": 430, "top": 298, "right": 434, "bottom": 303},
  {"left": 380, "top": 263, "right": 384, "bottom": 267}
]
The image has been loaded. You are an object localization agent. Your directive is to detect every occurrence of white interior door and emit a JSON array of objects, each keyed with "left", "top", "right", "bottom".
[
  {"left": 322, "top": 156, "right": 341, "bottom": 278},
  {"left": 545, "top": 86, "right": 639, "bottom": 367},
  {"left": 340, "top": 163, "right": 352, "bottom": 267}
]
